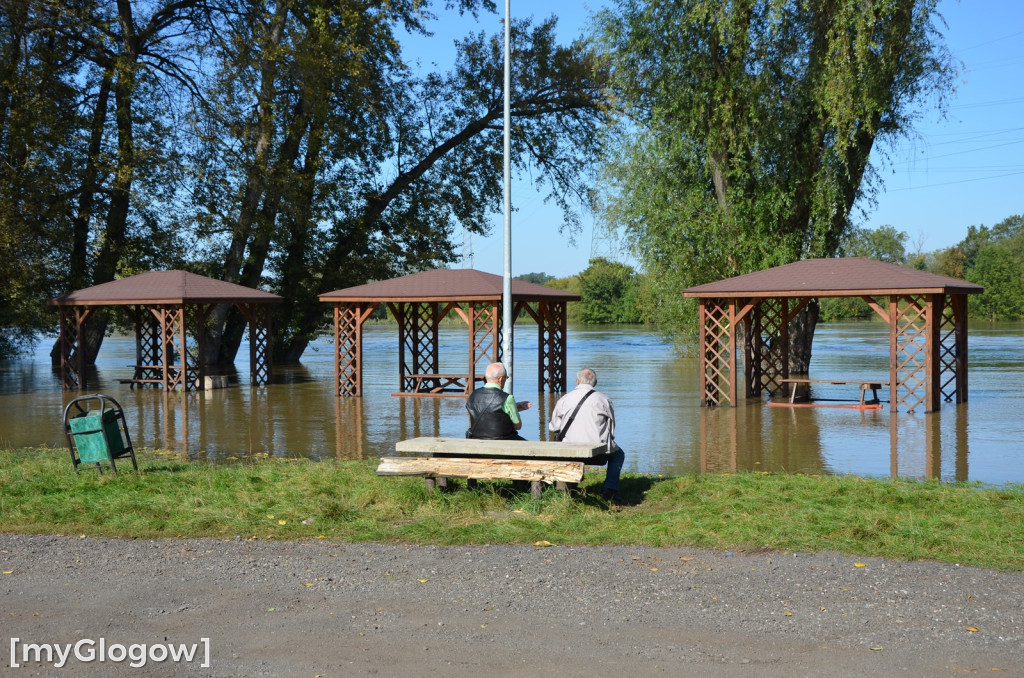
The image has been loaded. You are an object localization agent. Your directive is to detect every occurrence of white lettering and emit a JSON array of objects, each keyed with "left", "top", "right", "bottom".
[
  {"left": 107, "top": 643, "right": 126, "bottom": 662},
  {"left": 8, "top": 637, "right": 211, "bottom": 669},
  {"left": 149, "top": 643, "right": 167, "bottom": 662},
  {"left": 21, "top": 643, "right": 51, "bottom": 664},
  {"left": 52, "top": 643, "right": 72, "bottom": 669},
  {"left": 168, "top": 642, "right": 198, "bottom": 662},
  {"left": 128, "top": 643, "right": 146, "bottom": 668},
  {"left": 75, "top": 638, "right": 96, "bottom": 662}
]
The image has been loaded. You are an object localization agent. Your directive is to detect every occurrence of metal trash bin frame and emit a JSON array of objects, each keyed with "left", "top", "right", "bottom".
[{"left": 62, "top": 394, "right": 139, "bottom": 475}]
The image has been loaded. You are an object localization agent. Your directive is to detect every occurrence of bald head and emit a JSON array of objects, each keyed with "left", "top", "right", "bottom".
[{"left": 485, "top": 362, "right": 507, "bottom": 383}]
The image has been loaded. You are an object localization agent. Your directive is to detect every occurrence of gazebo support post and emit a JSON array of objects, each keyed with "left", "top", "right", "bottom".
[
  {"left": 926, "top": 294, "right": 940, "bottom": 413},
  {"left": 237, "top": 302, "right": 273, "bottom": 387},
  {"left": 953, "top": 294, "right": 969, "bottom": 404},
  {"left": 333, "top": 302, "right": 377, "bottom": 397}
]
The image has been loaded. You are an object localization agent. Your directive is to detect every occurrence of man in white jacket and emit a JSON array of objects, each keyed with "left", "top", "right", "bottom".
[{"left": 548, "top": 368, "right": 625, "bottom": 501}]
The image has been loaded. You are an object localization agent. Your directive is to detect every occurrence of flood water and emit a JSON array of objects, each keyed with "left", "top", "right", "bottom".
[{"left": 2, "top": 322, "right": 1022, "bottom": 486}]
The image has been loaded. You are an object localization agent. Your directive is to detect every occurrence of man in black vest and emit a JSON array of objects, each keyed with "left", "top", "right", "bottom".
[{"left": 466, "top": 362, "right": 531, "bottom": 440}]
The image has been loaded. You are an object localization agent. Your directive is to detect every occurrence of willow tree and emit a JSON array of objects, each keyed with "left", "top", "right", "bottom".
[{"left": 597, "top": 0, "right": 956, "bottom": 368}]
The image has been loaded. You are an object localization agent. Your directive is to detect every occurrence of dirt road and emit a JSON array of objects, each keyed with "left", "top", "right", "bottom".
[{"left": 2, "top": 534, "right": 1022, "bottom": 677}]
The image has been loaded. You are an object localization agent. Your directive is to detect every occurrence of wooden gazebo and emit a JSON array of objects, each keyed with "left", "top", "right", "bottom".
[
  {"left": 319, "top": 269, "right": 579, "bottom": 397},
  {"left": 683, "top": 258, "right": 985, "bottom": 413},
  {"left": 48, "top": 270, "right": 282, "bottom": 391}
]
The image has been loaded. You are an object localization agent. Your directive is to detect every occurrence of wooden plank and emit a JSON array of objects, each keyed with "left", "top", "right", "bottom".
[
  {"left": 395, "top": 436, "right": 605, "bottom": 459},
  {"left": 376, "top": 457, "right": 584, "bottom": 483}
]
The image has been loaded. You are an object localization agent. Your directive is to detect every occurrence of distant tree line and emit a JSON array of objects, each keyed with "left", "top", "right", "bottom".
[
  {"left": 819, "top": 217, "right": 1024, "bottom": 323},
  {"left": 521, "top": 257, "right": 646, "bottom": 324}
]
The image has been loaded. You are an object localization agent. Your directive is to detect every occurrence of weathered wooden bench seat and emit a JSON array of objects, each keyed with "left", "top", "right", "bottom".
[{"left": 377, "top": 436, "right": 608, "bottom": 498}]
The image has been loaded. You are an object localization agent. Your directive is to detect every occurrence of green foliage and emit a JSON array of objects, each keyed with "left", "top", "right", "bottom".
[
  {"left": 840, "top": 225, "right": 908, "bottom": 264},
  {"left": 2, "top": 449, "right": 1022, "bottom": 570},
  {"left": 576, "top": 257, "right": 644, "bottom": 324},
  {"left": 0, "top": 2, "right": 607, "bottom": 363},
  {"left": 939, "top": 214, "right": 1024, "bottom": 321},
  {"left": 517, "top": 272, "right": 555, "bottom": 285},
  {"left": 595, "top": 0, "right": 956, "bottom": 338}
]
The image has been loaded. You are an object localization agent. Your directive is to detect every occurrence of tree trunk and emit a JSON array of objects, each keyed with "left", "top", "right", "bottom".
[{"left": 788, "top": 300, "right": 820, "bottom": 375}]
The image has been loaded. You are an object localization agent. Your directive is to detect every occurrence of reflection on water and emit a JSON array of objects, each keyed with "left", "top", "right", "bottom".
[{"left": 2, "top": 322, "right": 1022, "bottom": 485}]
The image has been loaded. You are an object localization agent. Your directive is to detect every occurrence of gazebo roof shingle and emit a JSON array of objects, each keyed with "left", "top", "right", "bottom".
[
  {"left": 683, "top": 258, "right": 984, "bottom": 298},
  {"left": 319, "top": 268, "right": 580, "bottom": 302},
  {"left": 48, "top": 270, "right": 282, "bottom": 306}
]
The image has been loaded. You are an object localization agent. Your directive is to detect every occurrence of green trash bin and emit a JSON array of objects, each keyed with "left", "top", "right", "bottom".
[
  {"left": 63, "top": 394, "right": 138, "bottom": 474},
  {"left": 68, "top": 409, "right": 125, "bottom": 464}
]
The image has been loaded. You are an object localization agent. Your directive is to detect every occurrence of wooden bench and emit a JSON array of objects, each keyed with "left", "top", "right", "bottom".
[
  {"left": 377, "top": 436, "right": 608, "bottom": 498},
  {"left": 779, "top": 378, "right": 889, "bottom": 407}
]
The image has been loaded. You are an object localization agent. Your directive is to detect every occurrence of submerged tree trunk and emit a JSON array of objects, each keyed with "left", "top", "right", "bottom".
[{"left": 788, "top": 300, "right": 820, "bottom": 375}]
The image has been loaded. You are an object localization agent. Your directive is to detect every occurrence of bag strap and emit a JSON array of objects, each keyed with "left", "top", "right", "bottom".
[{"left": 555, "top": 389, "right": 596, "bottom": 442}]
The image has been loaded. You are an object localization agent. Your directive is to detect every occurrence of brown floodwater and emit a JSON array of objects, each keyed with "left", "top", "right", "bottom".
[{"left": 2, "top": 322, "right": 1022, "bottom": 485}]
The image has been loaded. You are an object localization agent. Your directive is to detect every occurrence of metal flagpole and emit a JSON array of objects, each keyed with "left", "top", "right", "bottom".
[{"left": 501, "top": 0, "right": 513, "bottom": 391}]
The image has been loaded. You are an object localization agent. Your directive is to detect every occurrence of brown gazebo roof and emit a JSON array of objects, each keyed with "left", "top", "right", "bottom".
[
  {"left": 48, "top": 270, "right": 282, "bottom": 306},
  {"left": 684, "top": 258, "right": 984, "bottom": 298},
  {"left": 319, "top": 268, "right": 579, "bottom": 303}
]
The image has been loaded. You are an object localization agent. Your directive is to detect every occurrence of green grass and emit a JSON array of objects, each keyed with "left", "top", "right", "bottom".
[{"left": 2, "top": 447, "right": 1022, "bottom": 571}]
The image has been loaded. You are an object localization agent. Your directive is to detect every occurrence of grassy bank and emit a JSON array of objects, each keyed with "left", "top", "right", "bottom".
[{"left": 2, "top": 448, "right": 1022, "bottom": 571}]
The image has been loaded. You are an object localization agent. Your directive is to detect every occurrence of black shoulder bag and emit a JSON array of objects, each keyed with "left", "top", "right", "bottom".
[{"left": 554, "top": 389, "right": 595, "bottom": 442}]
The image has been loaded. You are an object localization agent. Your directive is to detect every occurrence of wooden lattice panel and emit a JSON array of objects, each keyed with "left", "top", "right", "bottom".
[
  {"left": 247, "top": 303, "right": 272, "bottom": 387},
  {"left": 472, "top": 303, "right": 500, "bottom": 367},
  {"left": 936, "top": 295, "right": 961, "bottom": 403},
  {"left": 538, "top": 300, "right": 568, "bottom": 392},
  {"left": 183, "top": 304, "right": 205, "bottom": 390},
  {"left": 748, "top": 298, "right": 787, "bottom": 398},
  {"left": 893, "top": 296, "right": 928, "bottom": 413},
  {"left": 701, "top": 299, "right": 734, "bottom": 406},
  {"left": 57, "top": 305, "right": 83, "bottom": 389},
  {"left": 398, "top": 302, "right": 440, "bottom": 392},
  {"left": 158, "top": 306, "right": 186, "bottom": 390},
  {"left": 335, "top": 304, "right": 364, "bottom": 397}
]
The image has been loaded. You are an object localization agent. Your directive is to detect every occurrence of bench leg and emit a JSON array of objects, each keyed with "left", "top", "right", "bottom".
[
  {"left": 437, "top": 476, "right": 448, "bottom": 491},
  {"left": 425, "top": 477, "right": 435, "bottom": 493},
  {"left": 531, "top": 481, "right": 542, "bottom": 499},
  {"left": 466, "top": 478, "right": 478, "bottom": 490}
]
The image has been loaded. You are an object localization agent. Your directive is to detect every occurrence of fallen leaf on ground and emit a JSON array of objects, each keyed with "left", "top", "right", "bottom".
[{"left": 533, "top": 540, "right": 554, "bottom": 547}]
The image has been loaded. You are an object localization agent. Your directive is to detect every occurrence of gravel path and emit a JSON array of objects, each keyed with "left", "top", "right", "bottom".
[{"left": 2, "top": 534, "right": 1022, "bottom": 677}]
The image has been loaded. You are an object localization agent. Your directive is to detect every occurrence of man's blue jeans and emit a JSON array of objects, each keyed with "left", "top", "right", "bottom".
[{"left": 603, "top": 446, "right": 625, "bottom": 491}]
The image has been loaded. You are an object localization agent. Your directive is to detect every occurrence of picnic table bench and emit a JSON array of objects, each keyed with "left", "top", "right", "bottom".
[
  {"left": 116, "top": 364, "right": 168, "bottom": 389},
  {"left": 778, "top": 378, "right": 889, "bottom": 407},
  {"left": 392, "top": 373, "right": 485, "bottom": 397},
  {"left": 377, "top": 436, "right": 608, "bottom": 498}
]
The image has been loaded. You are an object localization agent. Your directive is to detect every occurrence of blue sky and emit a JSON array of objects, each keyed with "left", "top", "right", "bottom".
[{"left": 404, "top": 1, "right": 1024, "bottom": 278}]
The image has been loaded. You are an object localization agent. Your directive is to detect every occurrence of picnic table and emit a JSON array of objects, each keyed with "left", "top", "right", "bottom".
[{"left": 778, "top": 378, "right": 889, "bottom": 408}]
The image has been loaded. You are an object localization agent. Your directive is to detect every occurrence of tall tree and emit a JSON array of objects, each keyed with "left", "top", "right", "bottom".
[
  {"left": 27, "top": 0, "right": 211, "bottom": 363},
  {"left": 0, "top": 1, "right": 81, "bottom": 357},
  {"left": 190, "top": 4, "right": 608, "bottom": 362},
  {"left": 597, "top": 0, "right": 956, "bottom": 368}
]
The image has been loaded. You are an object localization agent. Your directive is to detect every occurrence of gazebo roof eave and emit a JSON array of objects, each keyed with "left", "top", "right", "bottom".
[
  {"left": 683, "top": 287, "right": 983, "bottom": 299},
  {"left": 318, "top": 293, "right": 580, "bottom": 303},
  {"left": 47, "top": 297, "right": 282, "bottom": 306}
]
